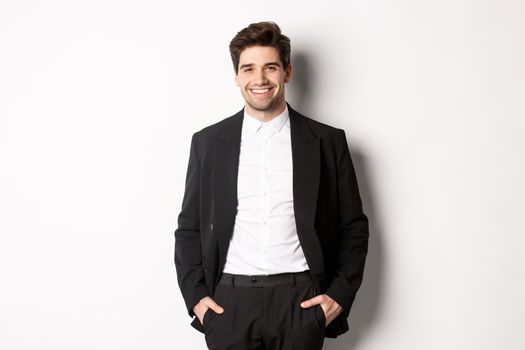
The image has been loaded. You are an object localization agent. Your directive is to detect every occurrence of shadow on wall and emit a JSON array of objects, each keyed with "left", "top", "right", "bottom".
[
  {"left": 326, "top": 150, "right": 384, "bottom": 350},
  {"left": 289, "top": 52, "right": 313, "bottom": 114},
  {"left": 291, "top": 51, "right": 385, "bottom": 350}
]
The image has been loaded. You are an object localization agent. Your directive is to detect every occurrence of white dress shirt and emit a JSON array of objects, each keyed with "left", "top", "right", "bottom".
[{"left": 222, "top": 107, "right": 309, "bottom": 275}]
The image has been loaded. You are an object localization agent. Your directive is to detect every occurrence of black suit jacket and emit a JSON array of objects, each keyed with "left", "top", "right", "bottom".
[{"left": 175, "top": 105, "right": 369, "bottom": 338}]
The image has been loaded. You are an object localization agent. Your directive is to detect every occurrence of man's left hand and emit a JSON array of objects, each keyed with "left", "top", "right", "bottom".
[{"left": 300, "top": 294, "right": 342, "bottom": 326}]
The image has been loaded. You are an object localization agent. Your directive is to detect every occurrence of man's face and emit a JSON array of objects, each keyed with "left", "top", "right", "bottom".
[{"left": 235, "top": 46, "right": 292, "bottom": 118}]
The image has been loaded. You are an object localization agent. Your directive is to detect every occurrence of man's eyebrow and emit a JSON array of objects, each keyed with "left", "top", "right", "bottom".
[
  {"left": 239, "top": 63, "right": 254, "bottom": 69},
  {"left": 239, "top": 62, "right": 281, "bottom": 69}
]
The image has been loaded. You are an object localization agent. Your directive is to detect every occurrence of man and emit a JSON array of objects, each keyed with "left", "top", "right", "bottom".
[{"left": 175, "top": 22, "right": 369, "bottom": 350}]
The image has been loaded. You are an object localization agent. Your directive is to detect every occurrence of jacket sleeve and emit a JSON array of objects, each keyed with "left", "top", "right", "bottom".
[
  {"left": 325, "top": 130, "right": 369, "bottom": 315},
  {"left": 174, "top": 132, "right": 209, "bottom": 317}
]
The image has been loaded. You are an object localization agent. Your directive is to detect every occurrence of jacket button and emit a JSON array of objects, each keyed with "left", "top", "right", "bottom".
[{"left": 210, "top": 224, "right": 214, "bottom": 231}]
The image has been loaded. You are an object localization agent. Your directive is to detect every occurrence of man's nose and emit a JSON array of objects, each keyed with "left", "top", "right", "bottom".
[{"left": 253, "top": 68, "right": 268, "bottom": 84}]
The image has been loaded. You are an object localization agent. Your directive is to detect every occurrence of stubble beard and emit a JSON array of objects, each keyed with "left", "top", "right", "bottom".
[{"left": 244, "top": 90, "right": 285, "bottom": 114}]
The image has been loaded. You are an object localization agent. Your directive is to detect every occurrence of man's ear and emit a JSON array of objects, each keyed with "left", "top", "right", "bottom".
[
  {"left": 235, "top": 73, "right": 240, "bottom": 87},
  {"left": 284, "top": 64, "right": 293, "bottom": 83}
]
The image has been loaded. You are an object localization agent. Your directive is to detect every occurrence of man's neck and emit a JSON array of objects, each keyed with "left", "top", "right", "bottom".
[{"left": 244, "top": 102, "right": 287, "bottom": 122}]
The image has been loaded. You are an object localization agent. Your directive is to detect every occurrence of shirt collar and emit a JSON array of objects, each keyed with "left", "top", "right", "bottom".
[{"left": 243, "top": 106, "right": 290, "bottom": 136}]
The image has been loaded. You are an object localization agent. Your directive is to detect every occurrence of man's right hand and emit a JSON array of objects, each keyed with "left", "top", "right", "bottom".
[{"left": 193, "top": 296, "right": 224, "bottom": 325}]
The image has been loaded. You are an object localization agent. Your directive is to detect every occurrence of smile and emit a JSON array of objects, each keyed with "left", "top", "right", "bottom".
[{"left": 250, "top": 87, "right": 272, "bottom": 95}]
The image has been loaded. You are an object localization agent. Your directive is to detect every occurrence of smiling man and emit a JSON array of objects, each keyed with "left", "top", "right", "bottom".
[
  {"left": 175, "top": 22, "right": 369, "bottom": 350},
  {"left": 235, "top": 45, "right": 291, "bottom": 119}
]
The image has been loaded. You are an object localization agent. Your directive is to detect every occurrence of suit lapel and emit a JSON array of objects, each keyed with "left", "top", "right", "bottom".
[
  {"left": 289, "top": 107, "right": 321, "bottom": 235},
  {"left": 289, "top": 107, "right": 324, "bottom": 274},
  {"left": 212, "top": 110, "right": 243, "bottom": 264}
]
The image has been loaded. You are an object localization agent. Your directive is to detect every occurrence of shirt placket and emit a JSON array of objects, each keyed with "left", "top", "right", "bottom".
[{"left": 259, "top": 124, "right": 273, "bottom": 273}]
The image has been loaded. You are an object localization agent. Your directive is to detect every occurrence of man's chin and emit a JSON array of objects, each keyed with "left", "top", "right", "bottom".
[
  {"left": 250, "top": 104, "right": 272, "bottom": 112},
  {"left": 246, "top": 99, "right": 282, "bottom": 113}
]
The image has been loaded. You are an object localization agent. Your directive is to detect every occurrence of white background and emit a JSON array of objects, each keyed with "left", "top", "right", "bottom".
[{"left": 1, "top": 1, "right": 524, "bottom": 349}]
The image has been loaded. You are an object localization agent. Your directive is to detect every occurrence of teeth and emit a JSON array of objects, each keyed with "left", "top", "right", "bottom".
[{"left": 251, "top": 88, "right": 269, "bottom": 93}]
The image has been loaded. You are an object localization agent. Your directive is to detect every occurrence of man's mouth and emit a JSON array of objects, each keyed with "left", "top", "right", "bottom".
[{"left": 249, "top": 87, "right": 272, "bottom": 95}]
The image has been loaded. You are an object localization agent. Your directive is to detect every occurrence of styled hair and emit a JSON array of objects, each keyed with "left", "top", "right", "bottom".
[{"left": 229, "top": 21, "right": 291, "bottom": 74}]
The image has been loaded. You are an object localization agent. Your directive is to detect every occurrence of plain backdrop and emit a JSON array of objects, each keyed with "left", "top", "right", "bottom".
[{"left": 1, "top": 1, "right": 524, "bottom": 349}]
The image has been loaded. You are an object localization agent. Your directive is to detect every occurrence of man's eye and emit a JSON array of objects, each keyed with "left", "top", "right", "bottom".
[
  {"left": 243, "top": 68, "right": 253, "bottom": 72},
  {"left": 267, "top": 66, "right": 277, "bottom": 70}
]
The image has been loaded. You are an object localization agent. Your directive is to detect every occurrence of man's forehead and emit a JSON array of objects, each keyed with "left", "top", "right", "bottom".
[{"left": 239, "top": 46, "right": 280, "bottom": 63}]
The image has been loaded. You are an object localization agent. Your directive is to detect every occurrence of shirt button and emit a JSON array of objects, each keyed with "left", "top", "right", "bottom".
[{"left": 210, "top": 224, "right": 214, "bottom": 231}]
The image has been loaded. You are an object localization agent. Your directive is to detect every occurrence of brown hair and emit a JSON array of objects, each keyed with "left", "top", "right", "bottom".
[{"left": 229, "top": 22, "right": 291, "bottom": 74}]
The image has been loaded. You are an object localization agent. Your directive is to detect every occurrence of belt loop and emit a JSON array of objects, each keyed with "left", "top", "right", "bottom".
[
  {"left": 291, "top": 273, "right": 296, "bottom": 287},
  {"left": 231, "top": 275, "right": 235, "bottom": 289}
]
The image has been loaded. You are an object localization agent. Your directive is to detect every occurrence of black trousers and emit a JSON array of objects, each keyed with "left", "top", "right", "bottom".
[{"left": 202, "top": 271, "right": 326, "bottom": 350}]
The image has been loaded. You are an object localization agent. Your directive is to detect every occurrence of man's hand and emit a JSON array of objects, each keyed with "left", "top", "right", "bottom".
[
  {"left": 193, "top": 296, "right": 224, "bottom": 325},
  {"left": 300, "top": 294, "right": 342, "bottom": 326}
]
